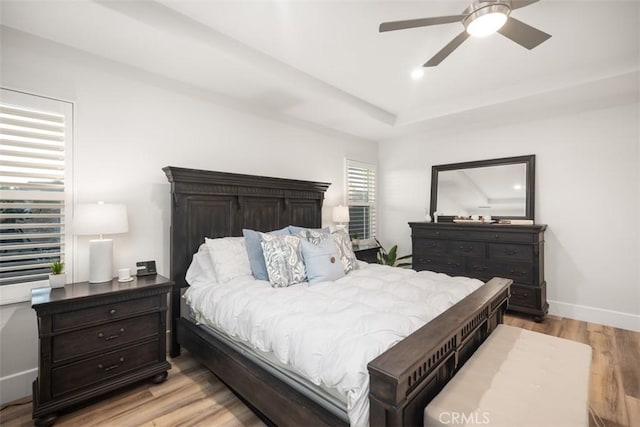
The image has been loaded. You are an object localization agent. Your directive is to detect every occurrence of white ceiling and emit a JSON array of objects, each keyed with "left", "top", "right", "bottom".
[{"left": 1, "top": 0, "right": 639, "bottom": 141}]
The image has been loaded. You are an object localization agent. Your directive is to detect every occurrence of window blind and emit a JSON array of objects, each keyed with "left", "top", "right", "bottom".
[
  {"left": 0, "top": 102, "right": 66, "bottom": 286},
  {"left": 346, "top": 160, "right": 376, "bottom": 240}
]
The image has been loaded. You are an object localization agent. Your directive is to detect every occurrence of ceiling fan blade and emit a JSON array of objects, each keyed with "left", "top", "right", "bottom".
[
  {"left": 424, "top": 31, "right": 470, "bottom": 67},
  {"left": 510, "top": 0, "right": 540, "bottom": 10},
  {"left": 379, "top": 15, "right": 465, "bottom": 32},
  {"left": 497, "top": 17, "right": 551, "bottom": 49}
]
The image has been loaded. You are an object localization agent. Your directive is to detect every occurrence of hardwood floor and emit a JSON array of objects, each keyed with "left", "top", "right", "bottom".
[{"left": 1, "top": 314, "right": 638, "bottom": 427}]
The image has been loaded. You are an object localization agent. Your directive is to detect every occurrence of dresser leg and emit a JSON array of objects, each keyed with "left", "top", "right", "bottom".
[
  {"left": 534, "top": 315, "right": 545, "bottom": 323},
  {"left": 151, "top": 371, "right": 168, "bottom": 384},
  {"left": 34, "top": 413, "right": 57, "bottom": 427}
]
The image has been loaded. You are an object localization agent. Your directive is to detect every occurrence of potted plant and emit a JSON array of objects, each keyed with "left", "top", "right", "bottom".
[
  {"left": 350, "top": 233, "right": 360, "bottom": 246},
  {"left": 49, "top": 261, "right": 66, "bottom": 288},
  {"left": 375, "top": 239, "right": 412, "bottom": 268}
]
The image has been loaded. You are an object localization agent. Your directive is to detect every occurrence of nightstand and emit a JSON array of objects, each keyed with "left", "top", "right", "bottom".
[
  {"left": 31, "top": 275, "right": 173, "bottom": 426},
  {"left": 353, "top": 242, "right": 381, "bottom": 263}
]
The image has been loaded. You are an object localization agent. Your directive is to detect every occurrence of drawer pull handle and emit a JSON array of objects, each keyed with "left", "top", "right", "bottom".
[
  {"left": 447, "top": 262, "right": 460, "bottom": 267},
  {"left": 509, "top": 270, "right": 527, "bottom": 277},
  {"left": 98, "top": 328, "right": 125, "bottom": 341},
  {"left": 109, "top": 309, "right": 117, "bottom": 316},
  {"left": 494, "top": 234, "right": 500, "bottom": 239},
  {"left": 474, "top": 266, "right": 489, "bottom": 272},
  {"left": 504, "top": 249, "right": 519, "bottom": 255},
  {"left": 98, "top": 357, "right": 124, "bottom": 372},
  {"left": 459, "top": 245, "right": 473, "bottom": 252}
]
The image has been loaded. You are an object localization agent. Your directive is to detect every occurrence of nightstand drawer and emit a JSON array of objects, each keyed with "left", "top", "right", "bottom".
[
  {"left": 53, "top": 313, "right": 159, "bottom": 363},
  {"left": 52, "top": 296, "right": 161, "bottom": 332},
  {"left": 52, "top": 339, "right": 159, "bottom": 397}
]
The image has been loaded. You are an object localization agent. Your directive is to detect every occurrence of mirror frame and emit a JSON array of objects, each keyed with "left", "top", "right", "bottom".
[{"left": 430, "top": 155, "right": 536, "bottom": 222}]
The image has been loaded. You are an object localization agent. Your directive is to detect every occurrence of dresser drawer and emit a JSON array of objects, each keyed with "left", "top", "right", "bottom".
[
  {"left": 53, "top": 313, "right": 159, "bottom": 363},
  {"left": 413, "top": 238, "right": 447, "bottom": 254},
  {"left": 448, "top": 240, "right": 485, "bottom": 257},
  {"left": 509, "top": 286, "right": 537, "bottom": 309},
  {"left": 488, "top": 243, "right": 533, "bottom": 261},
  {"left": 412, "top": 228, "right": 467, "bottom": 240},
  {"left": 466, "top": 230, "right": 535, "bottom": 243},
  {"left": 468, "top": 259, "right": 534, "bottom": 284},
  {"left": 414, "top": 255, "right": 465, "bottom": 274},
  {"left": 52, "top": 296, "right": 162, "bottom": 332},
  {"left": 52, "top": 339, "right": 159, "bottom": 397}
]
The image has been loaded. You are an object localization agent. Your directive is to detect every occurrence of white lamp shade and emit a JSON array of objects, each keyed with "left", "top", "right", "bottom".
[
  {"left": 73, "top": 202, "right": 129, "bottom": 236},
  {"left": 332, "top": 205, "right": 350, "bottom": 223}
]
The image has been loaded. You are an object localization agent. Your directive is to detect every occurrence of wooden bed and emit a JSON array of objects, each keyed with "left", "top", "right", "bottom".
[{"left": 163, "top": 166, "right": 511, "bottom": 427}]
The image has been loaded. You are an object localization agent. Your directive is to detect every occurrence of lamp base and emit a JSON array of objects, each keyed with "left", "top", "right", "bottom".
[{"left": 89, "top": 239, "right": 113, "bottom": 283}]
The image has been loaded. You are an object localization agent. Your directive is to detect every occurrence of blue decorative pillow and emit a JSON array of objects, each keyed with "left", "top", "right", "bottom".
[
  {"left": 259, "top": 233, "right": 307, "bottom": 288},
  {"left": 287, "top": 225, "right": 330, "bottom": 235},
  {"left": 243, "top": 227, "right": 290, "bottom": 280},
  {"left": 300, "top": 238, "right": 345, "bottom": 284}
]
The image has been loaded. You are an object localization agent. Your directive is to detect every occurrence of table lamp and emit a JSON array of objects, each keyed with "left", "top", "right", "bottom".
[
  {"left": 73, "top": 202, "right": 128, "bottom": 283},
  {"left": 332, "top": 205, "right": 350, "bottom": 231}
]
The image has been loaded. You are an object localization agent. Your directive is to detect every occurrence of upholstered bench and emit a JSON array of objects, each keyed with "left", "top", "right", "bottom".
[{"left": 424, "top": 324, "right": 592, "bottom": 427}]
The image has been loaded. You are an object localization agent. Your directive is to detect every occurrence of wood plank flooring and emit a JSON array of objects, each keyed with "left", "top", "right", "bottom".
[{"left": 1, "top": 314, "right": 638, "bottom": 427}]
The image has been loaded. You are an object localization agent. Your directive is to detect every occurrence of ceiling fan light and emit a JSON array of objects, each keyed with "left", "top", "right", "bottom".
[
  {"left": 467, "top": 11, "right": 508, "bottom": 37},
  {"left": 465, "top": 4, "right": 510, "bottom": 37}
]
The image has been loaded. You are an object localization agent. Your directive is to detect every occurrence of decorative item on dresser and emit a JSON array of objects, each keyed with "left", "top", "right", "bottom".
[
  {"left": 409, "top": 222, "right": 547, "bottom": 320},
  {"left": 31, "top": 275, "right": 173, "bottom": 426}
]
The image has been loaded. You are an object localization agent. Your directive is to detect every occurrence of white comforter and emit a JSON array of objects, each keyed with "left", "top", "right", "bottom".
[{"left": 185, "top": 262, "right": 483, "bottom": 427}]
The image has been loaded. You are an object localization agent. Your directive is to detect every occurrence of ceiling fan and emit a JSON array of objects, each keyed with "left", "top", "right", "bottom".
[{"left": 379, "top": 0, "right": 551, "bottom": 67}]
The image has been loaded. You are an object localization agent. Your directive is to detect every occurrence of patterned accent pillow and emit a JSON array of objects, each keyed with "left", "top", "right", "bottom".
[
  {"left": 259, "top": 233, "right": 307, "bottom": 288},
  {"left": 331, "top": 229, "right": 359, "bottom": 274},
  {"left": 296, "top": 228, "right": 330, "bottom": 246},
  {"left": 243, "top": 227, "right": 290, "bottom": 281}
]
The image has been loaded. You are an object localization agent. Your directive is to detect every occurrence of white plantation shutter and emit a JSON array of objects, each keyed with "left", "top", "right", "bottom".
[
  {"left": 0, "top": 90, "right": 72, "bottom": 287},
  {"left": 346, "top": 160, "right": 376, "bottom": 240}
]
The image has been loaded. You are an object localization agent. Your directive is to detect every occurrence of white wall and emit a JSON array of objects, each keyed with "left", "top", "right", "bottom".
[
  {"left": 378, "top": 102, "right": 640, "bottom": 331},
  {"left": 0, "top": 28, "right": 376, "bottom": 404}
]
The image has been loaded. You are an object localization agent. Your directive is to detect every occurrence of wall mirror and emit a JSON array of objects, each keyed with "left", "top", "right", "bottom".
[{"left": 430, "top": 155, "right": 535, "bottom": 222}]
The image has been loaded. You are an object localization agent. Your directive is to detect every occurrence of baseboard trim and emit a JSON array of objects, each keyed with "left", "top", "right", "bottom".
[
  {"left": 0, "top": 367, "right": 37, "bottom": 406},
  {"left": 549, "top": 300, "right": 640, "bottom": 332}
]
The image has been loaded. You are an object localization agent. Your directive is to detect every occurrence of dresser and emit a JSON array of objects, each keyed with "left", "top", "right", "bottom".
[
  {"left": 31, "top": 275, "right": 173, "bottom": 426},
  {"left": 409, "top": 222, "right": 547, "bottom": 320}
]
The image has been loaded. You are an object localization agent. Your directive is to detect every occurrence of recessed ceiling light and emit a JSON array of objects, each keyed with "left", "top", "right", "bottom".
[
  {"left": 410, "top": 68, "right": 424, "bottom": 80},
  {"left": 513, "top": 184, "right": 523, "bottom": 190}
]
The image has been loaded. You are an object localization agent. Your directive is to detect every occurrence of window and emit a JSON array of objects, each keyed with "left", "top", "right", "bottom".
[
  {"left": 0, "top": 89, "right": 73, "bottom": 300},
  {"left": 346, "top": 159, "right": 376, "bottom": 240}
]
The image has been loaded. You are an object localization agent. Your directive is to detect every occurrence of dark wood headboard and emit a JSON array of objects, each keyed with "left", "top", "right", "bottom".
[{"left": 163, "top": 166, "right": 330, "bottom": 289}]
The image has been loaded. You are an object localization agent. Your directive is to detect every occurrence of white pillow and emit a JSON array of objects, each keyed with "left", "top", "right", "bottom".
[
  {"left": 205, "top": 237, "right": 252, "bottom": 283},
  {"left": 185, "top": 243, "right": 217, "bottom": 287}
]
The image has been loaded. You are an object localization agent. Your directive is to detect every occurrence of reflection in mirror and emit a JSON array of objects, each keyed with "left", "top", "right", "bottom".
[
  {"left": 430, "top": 155, "right": 535, "bottom": 221},
  {"left": 437, "top": 164, "right": 527, "bottom": 217}
]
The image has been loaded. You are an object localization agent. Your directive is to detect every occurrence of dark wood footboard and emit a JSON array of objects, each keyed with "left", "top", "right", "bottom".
[{"left": 368, "top": 277, "right": 511, "bottom": 427}]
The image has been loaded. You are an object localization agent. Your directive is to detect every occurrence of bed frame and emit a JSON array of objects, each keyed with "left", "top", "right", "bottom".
[{"left": 163, "top": 166, "right": 511, "bottom": 427}]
